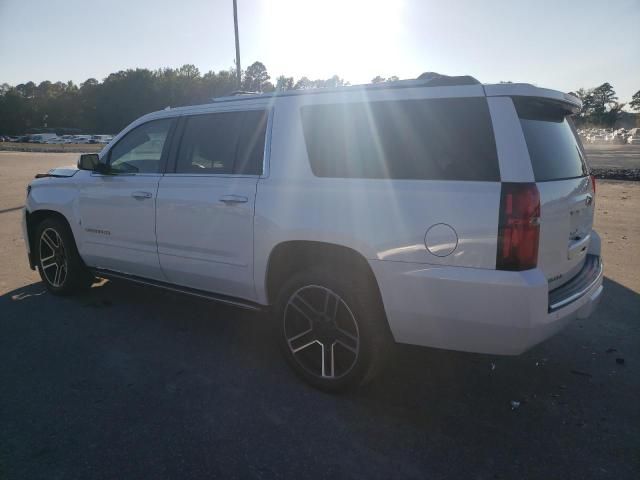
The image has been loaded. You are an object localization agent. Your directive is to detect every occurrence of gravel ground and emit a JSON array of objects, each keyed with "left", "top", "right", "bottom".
[
  {"left": 0, "top": 143, "right": 102, "bottom": 154},
  {"left": 585, "top": 144, "right": 640, "bottom": 170},
  {"left": 0, "top": 152, "right": 638, "bottom": 479}
]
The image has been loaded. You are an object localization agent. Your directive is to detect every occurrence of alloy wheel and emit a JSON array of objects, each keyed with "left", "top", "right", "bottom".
[
  {"left": 283, "top": 285, "right": 360, "bottom": 379},
  {"left": 39, "top": 228, "right": 68, "bottom": 288}
]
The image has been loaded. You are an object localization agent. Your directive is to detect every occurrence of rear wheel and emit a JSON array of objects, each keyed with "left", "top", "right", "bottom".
[
  {"left": 275, "top": 268, "right": 389, "bottom": 392},
  {"left": 35, "top": 217, "right": 93, "bottom": 295}
]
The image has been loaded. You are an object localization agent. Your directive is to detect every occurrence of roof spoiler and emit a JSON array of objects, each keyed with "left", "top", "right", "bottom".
[
  {"left": 484, "top": 84, "right": 581, "bottom": 112},
  {"left": 416, "top": 72, "right": 480, "bottom": 86}
]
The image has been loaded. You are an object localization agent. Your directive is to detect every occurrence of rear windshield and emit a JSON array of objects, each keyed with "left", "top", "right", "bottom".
[
  {"left": 300, "top": 97, "right": 500, "bottom": 181},
  {"left": 514, "top": 97, "right": 588, "bottom": 182}
]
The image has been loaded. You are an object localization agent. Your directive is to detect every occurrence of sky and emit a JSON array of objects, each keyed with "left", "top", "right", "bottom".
[{"left": 0, "top": 0, "right": 638, "bottom": 102}]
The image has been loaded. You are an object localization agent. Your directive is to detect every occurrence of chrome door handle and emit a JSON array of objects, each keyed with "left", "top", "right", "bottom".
[
  {"left": 219, "top": 194, "right": 248, "bottom": 205},
  {"left": 131, "top": 191, "right": 153, "bottom": 199}
]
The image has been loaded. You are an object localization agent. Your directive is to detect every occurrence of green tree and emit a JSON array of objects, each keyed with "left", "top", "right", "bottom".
[
  {"left": 275, "top": 75, "right": 294, "bottom": 91},
  {"left": 293, "top": 76, "right": 313, "bottom": 89},
  {"left": 371, "top": 75, "right": 399, "bottom": 83},
  {"left": 591, "top": 83, "right": 617, "bottom": 115},
  {"left": 0, "top": 62, "right": 356, "bottom": 134},
  {"left": 630, "top": 90, "right": 640, "bottom": 111},
  {"left": 242, "top": 61, "right": 270, "bottom": 92}
]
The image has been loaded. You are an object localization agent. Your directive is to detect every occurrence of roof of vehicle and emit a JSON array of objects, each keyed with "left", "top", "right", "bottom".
[{"left": 140, "top": 73, "right": 580, "bottom": 122}]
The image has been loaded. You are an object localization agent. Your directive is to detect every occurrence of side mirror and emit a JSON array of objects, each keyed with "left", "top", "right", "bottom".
[
  {"left": 78, "top": 153, "right": 100, "bottom": 171},
  {"left": 77, "top": 153, "right": 109, "bottom": 173}
]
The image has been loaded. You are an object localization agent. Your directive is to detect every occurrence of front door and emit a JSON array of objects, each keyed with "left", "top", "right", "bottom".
[
  {"left": 78, "top": 118, "right": 174, "bottom": 280},
  {"left": 155, "top": 109, "right": 268, "bottom": 301}
]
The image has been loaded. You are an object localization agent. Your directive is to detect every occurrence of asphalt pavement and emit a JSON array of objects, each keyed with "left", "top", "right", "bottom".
[{"left": 0, "top": 152, "right": 638, "bottom": 479}]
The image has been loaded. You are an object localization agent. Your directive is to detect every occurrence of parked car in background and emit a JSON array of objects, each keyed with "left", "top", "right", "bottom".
[
  {"left": 29, "top": 134, "right": 59, "bottom": 144},
  {"left": 89, "top": 135, "right": 113, "bottom": 144},
  {"left": 22, "top": 77, "right": 604, "bottom": 391},
  {"left": 626, "top": 128, "right": 639, "bottom": 144},
  {"left": 74, "top": 135, "right": 93, "bottom": 144},
  {"left": 44, "top": 137, "right": 66, "bottom": 144}
]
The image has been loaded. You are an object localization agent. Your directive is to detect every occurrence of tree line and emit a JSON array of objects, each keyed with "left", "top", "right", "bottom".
[
  {"left": 0, "top": 61, "right": 354, "bottom": 135},
  {"left": 1, "top": 61, "right": 638, "bottom": 135},
  {"left": 574, "top": 82, "right": 640, "bottom": 127}
]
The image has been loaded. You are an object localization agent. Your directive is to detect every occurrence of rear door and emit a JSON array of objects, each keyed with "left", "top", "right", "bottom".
[
  {"left": 513, "top": 97, "right": 594, "bottom": 290},
  {"left": 155, "top": 108, "right": 268, "bottom": 300}
]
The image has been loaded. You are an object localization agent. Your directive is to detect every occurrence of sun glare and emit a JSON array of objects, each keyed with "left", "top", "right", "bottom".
[{"left": 263, "top": 0, "right": 405, "bottom": 83}]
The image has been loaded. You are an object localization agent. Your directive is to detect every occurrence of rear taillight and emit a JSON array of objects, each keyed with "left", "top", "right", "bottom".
[
  {"left": 496, "top": 183, "right": 540, "bottom": 271},
  {"left": 590, "top": 174, "right": 596, "bottom": 194}
]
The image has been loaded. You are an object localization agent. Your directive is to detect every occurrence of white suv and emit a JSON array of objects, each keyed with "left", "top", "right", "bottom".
[{"left": 22, "top": 76, "right": 603, "bottom": 391}]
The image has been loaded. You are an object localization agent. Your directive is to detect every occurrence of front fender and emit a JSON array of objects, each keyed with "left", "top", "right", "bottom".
[{"left": 26, "top": 178, "right": 82, "bottom": 246}]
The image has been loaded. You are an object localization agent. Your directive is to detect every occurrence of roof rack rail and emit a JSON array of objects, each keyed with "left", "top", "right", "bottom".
[
  {"left": 212, "top": 90, "right": 261, "bottom": 102},
  {"left": 231, "top": 90, "right": 260, "bottom": 96},
  {"left": 210, "top": 72, "right": 481, "bottom": 103}
]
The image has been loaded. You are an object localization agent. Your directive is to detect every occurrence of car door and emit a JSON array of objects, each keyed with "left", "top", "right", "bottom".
[
  {"left": 155, "top": 108, "right": 268, "bottom": 300},
  {"left": 77, "top": 117, "right": 175, "bottom": 280}
]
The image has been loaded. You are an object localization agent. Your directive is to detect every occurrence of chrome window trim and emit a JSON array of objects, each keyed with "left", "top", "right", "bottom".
[
  {"left": 89, "top": 172, "right": 164, "bottom": 178},
  {"left": 261, "top": 107, "right": 274, "bottom": 178},
  {"left": 161, "top": 173, "right": 260, "bottom": 179}
]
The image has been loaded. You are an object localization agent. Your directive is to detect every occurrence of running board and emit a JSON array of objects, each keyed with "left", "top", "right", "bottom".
[{"left": 91, "top": 268, "right": 263, "bottom": 311}]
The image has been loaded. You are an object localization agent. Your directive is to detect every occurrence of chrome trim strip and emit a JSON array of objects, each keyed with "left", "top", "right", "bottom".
[
  {"left": 261, "top": 107, "right": 274, "bottom": 178},
  {"left": 92, "top": 269, "right": 262, "bottom": 311},
  {"left": 549, "top": 258, "right": 603, "bottom": 312},
  {"left": 161, "top": 173, "right": 259, "bottom": 179}
]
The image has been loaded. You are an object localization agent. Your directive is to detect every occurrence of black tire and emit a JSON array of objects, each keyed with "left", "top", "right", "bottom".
[
  {"left": 34, "top": 217, "right": 93, "bottom": 295},
  {"left": 275, "top": 267, "right": 390, "bottom": 392}
]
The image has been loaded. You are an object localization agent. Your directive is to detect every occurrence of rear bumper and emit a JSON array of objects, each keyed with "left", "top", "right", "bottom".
[{"left": 370, "top": 254, "right": 603, "bottom": 356}]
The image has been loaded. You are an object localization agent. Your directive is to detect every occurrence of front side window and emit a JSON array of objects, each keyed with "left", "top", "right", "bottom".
[{"left": 109, "top": 119, "right": 172, "bottom": 174}]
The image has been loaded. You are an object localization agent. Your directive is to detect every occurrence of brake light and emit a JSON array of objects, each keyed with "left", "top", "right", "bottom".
[
  {"left": 590, "top": 174, "right": 596, "bottom": 194},
  {"left": 496, "top": 183, "right": 540, "bottom": 271}
]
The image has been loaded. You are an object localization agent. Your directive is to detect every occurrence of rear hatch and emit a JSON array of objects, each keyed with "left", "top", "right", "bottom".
[{"left": 514, "top": 97, "right": 595, "bottom": 290}]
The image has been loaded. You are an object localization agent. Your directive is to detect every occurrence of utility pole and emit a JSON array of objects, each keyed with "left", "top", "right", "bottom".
[{"left": 233, "top": 0, "right": 242, "bottom": 89}]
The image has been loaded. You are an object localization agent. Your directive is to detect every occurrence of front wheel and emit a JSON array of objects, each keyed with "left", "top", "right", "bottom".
[
  {"left": 275, "top": 268, "right": 389, "bottom": 392},
  {"left": 35, "top": 217, "right": 93, "bottom": 295}
]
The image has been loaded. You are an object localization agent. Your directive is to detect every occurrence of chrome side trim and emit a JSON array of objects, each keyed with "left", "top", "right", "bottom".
[
  {"left": 161, "top": 173, "right": 259, "bottom": 178},
  {"left": 92, "top": 268, "right": 263, "bottom": 311},
  {"left": 548, "top": 255, "right": 603, "bottom": 312},
  {"left": 261, "top": 106, "right": 274, "bottom": 178}
]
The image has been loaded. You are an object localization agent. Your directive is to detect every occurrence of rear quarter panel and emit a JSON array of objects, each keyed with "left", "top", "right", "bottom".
[{"left": 254, "top": 89, "right": 502, "bottom": 304}]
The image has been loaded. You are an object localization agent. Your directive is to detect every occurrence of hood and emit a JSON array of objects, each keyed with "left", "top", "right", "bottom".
[{"left": 35, "top": 165, "right": 79, "bottom": 179}]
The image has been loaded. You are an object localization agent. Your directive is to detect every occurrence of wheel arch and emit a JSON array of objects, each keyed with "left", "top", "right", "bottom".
[
  {"left": 26, "top": 209, "right": 75, "bottom": 267},
  {"left": 264, "top": 240, "right": 385, "bottom": 309}
]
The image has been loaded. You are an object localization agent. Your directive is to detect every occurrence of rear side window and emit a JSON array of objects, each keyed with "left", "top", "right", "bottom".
[
  {"left": 514, "top": 97, "right": 588, "bottom": 181},
  {"left": 176, "top": 110, "right": 267, "bottom": 175},
  {"left": 176, "top": 112, "right": 243, "bottom": 174},
  {"left": 300, "top": 97, "right": 499, "bottom": 181}
]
